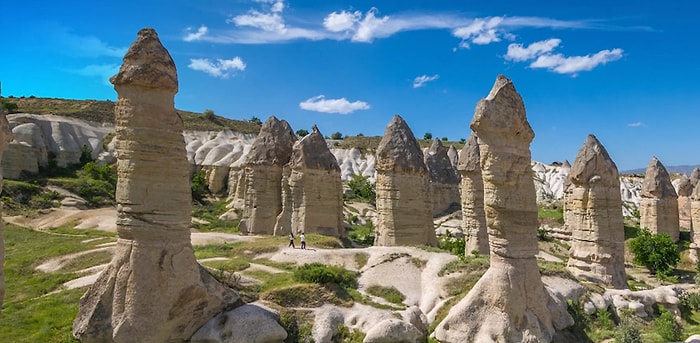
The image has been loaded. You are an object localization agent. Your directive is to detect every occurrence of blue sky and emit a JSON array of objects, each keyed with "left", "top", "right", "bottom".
[{"left": 2, "top": 0, "right": 699, "bottom": 170}]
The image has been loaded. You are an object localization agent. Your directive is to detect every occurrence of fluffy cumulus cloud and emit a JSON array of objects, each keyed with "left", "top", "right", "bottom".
[
  {"left": 184, "top": 25, "right": 208, "bottom": 42},
  {"left": 229, "top": 0, "right": 287, "bottom": 32},
  {"left": 352, "top": 8, "right": 390, "bottom": 42},
  {"left": 413, "top": 74, "right": 440, "bottom": 88},
  {"left": 529, "top": 48, "right": 623, "bottom": 74},
  {"left": 324, "top": 10, "right": 362, "bottom": 32},
  {"left": 299, "top": 95, "right": 370, "bottom": 114},
  {"left": 453, "top": 17, "right": 504, "bottom": 48},
  {"left": 505, "top": 38, "right": 561, "bottom": 61},
  {"left": 188, "top": 57, "right": 246, "bottom": 78}
]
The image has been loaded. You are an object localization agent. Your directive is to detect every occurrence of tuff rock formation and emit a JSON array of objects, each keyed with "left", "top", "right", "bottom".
[
  {"left": 424, "top": 138, "right": 461, "bottom": 216},
  {"left": 458, "top": 133, "right": 488, "bottom": 255},
  {"left": 273, "top": 125, "right": 344, "bottom": 237},
  {"left": 0, "top": 97, "right": 13, "bottom": 314},
  {"left": 690, "top": 182, "right": 700, "bottom": 256},
  {"left": 565, "top": 134, "right": 627, "bottom": 289},
  {"left": 434, "top": 75, "right": 567, "bottom": 342},
  {"left": 691, "top": 168, "right": 700, "bottom": 187},
  {"left": 374, "top": 115, "right": 437, "bottom": 246},
  {"left": 675, "top": 174, "right": 694, "bottom": 230},
  {"left": 73, "top": 28, "right": 237, "bottom": 342},
  {"left": 447, "top": 145, "right": 459, "bottom": 169},
  {"left": 238, "top": 116, "right": 296, "bottom": 235},
  {"left": 640, "top": 157, "right": 679, "bottom": 241}
]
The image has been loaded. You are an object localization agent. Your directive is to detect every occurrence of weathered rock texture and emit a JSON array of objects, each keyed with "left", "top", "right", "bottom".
[
  {"left": 690, "top": 182, "right": 700, "bottom": 251},
  {"left": 274, "top": 126, "right": 344, "bottom": 237},
  {"left": 434, "top": 75, "right": 564, "bottom": 342},
  {"left": 374, "top": 115, "right": 437, "bottom": 247},
  {"left": 675, "top": 174, "right": 694, "bottom": 230},
  {"left": 640, "top": 157, "right": 679, "bottom": 241},
  {"left": 692, "top": 168, "right": 700, "bottom": 187},
  {"left": 72, "top": 28, "right": 237, "bottom": 342},
  {"left": 458, "top": 133, "right": 488, "bottom": 255},
  {"left": 424, "top": 138, "right": 461, "bottom": 216},
  {"left": 447, "top": 145, "right": 459, "bottom": 169},
  {"left": 238, "top": 116, "right": 296, "bottom": 235},
  {"left": 0, "top": 100, "right": 13, "bottom": 315},
  {"left": 565, "top": 134, "right": 627, "bottom": 289}
]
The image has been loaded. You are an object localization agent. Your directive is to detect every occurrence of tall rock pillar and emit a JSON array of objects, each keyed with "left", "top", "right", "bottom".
[
  {"left": 458, "top": 133, "right": 488, "bottom": 255},
  {"left": 374, "top": 115, "right": 436, "bottom": 246},
  {"left": 640, "top": 156, "right": 679, "bottom": 241},
  {"left": 435, "top": 75, "right": 565, "bottom": 342},
  {"left": 239, "top": 116, "right": 296, "bottom": 235},
  {"left": 565, "top": 134, "right": 627, "bottom": 289},
  {"left": 424, "top": 138, "right": 461, "bottom": 216},
  {"left": 0, "top": 96, "right": 13, "bottom": 315},
  {"left": 73, "top": 28, "right": 237, "bottom": 342},
  {"left": 676, "top": 175, "right": 693, "bottom": 230}
]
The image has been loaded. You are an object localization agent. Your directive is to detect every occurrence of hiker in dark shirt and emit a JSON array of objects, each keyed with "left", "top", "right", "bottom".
[{"left": 288, "top": 233, "right": 295, "bottom": 248}]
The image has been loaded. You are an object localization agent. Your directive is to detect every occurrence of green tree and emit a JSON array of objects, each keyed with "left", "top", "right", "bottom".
[
  {"left": 296, "top": 129, "right": 309, "bottom": 137},
  {"left": 629, "top": 229, "right": 680, "bottom": 275},
  {"left": 330, "top": 131, "right": 343, "bottom": 139},
  {"left": 1, "top": 100, "right": 18, "bottom": 113},
  {"left": 459, "top": 138, "right": 466, "bottom": 143},
  {"left": 191, "top": 169, "right": 209, "bottom": 202},
  {"left": 345, "top": 174, "right": 375, "bottom": 204},
  {"left": 424, "top": 132, "right": 432, "bottom": 140},
  {"left": 441, "top": 137, "right": 448, "bottom": 141},
  {"left": 203, "top": 109, "right": 216, "bottom": 120},
  {"left": 250, "top": 116, "right": 262, "bottom": 125}
]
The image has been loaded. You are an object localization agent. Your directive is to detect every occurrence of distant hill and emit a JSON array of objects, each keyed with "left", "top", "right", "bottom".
[
  {"left": 622, "top": 165, "right": 700, "bottom": 176},
  {"left": 2, "top": 96, "right": 262, "bottom": 133}
]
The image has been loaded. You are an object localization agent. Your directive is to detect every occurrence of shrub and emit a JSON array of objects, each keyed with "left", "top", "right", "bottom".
[
  {"left": 330, "top": 131, "right": 343, "bottom": 140},
  {"left": 423, "top": 132, "right": 432, "bottom": 140},
  {"left": 250, "top": 116, "right": 262, "bottom": 125},
  {"left": 438, "top": 230, "right": 466, "bottom": 259},
  {"left": 1, "top": 99, "right": 18, "bottom": 113},
  {"left": 345, "top": 174, "right": 375, "bottom": 204},
  {"left": 366, "top": 285, "right": 405, "bottom": 304},
  {"left": 629, "top": 229, "right": 680, "bottom": 276},
  {"left": 296, "top": 129, "right": 309, "bottom": 137},
  {"left": 654, "top": 309, "right": 682, "bottom": 341},
  {"left": 614, "top": 319, "right": 642, "bottom": 343},
  {"left": 348, "top": 222, "right": 375, "bottom": 246},
  {"left": 191, "top": 169, "right": 208, "bottom": 202},
  {"left": 293, "top": 263, "right": 358, "bottom": 289}
]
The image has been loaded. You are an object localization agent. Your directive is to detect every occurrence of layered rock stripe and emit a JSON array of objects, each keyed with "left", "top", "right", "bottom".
[
  {"left": 640, "top": 156, "right": 679, "bottom": 241},
  {"left": 565, "top": 134, "right": 627, "bottom": 289},
  {"left": 374, "top": 115, "right": 437, "bottom": 247},
  {"left": 458, "top": 133, "right": 488, "bottom": 255},
  {"left": 424, "top": 138, "right": 461, "bottom": 216},
  {"left": 73, "top": 28, "right": 237, "bottom": 342}
]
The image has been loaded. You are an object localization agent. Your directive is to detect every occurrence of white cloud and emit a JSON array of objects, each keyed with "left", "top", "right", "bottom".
[
  {"left": 299, "top": 95, "right": 370, "bottom": 114},
  {"left": 453, "top": 17, "right": 504, "bottom": 48},
  {"left": 352, "top": 8, "right": 390, "bottom": 42},
  {"left": 505, "top": 38, "right": 561, "bottom": 61},
  {"left": 230, "top": 10, "right": 286, "bottom": 32},
  {"left": 184, "top": 25, "right": 208, "bottom": 42},
  {"left": 324, "top": 10, "right": 361, "bottom": 32},
  {"left": 529, "top": 48, "right": 623, "bottom": 74},
  {"left": 187, "top": 57, "right": 246, "bottom": 78},
  {"left": 627, "top": 122, "right": 644, "bottom": 127},
  {"left": 413, "top": 74, "right": 440, "bottom": 88}
]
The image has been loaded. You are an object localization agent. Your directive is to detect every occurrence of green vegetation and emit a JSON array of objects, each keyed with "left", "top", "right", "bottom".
[
  {"left": 348, "top": 222, "right": 375, "bottom": 246},
  {"left": 654, "top": 309, "right": 682, "bottom": 341},
  {"left": 424, "top": 132, "right": 432, "bottom": 140},
  {"left": 365, "top": 285, "right": 405, "bottom": 304},
  {"left": 191, "top": 169, "right": 209, "bottom": 202},
  {"left": 437, "top": 231, "right": 466, "bottom": 259},
  {"left": 629, "top": 229, "right": 680, "bottom": 276},
  {"left": 330, "top": 131, "right": 343, "bottom": 139},
  {"left": 345, "top": 174, "right": 375, "bottom": 204},
  {"left": 1, "top": 98, "right": 18, "bottom": 113},
  {"left": 1, "top": 180, "right": 62, "bottom": 216},
  {"left": 296, "top": 129, "right": 309, "bottom": 137},
  {"left": 537, "top": 206, "right": 564, "bottom": 226},
  {"left": 293, "top": 263, "right": 358, "bottom": 289},
  {"left": 614, "top": 318, "right": 642, "bottom": 343}
]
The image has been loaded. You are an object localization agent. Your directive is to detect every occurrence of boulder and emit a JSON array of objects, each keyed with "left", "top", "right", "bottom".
[
  {"left": 434, "top": 75, "right": 565, "bottom": 342},
  {"left": 191, "top": 303, "right": 287, "bottom": 343},
  {"left": 458, "top": 133, "right": 488, "bottom": 255},
  {"left": 565, "top": 135, "right": 627, "bottom": 289},
  {"left": 239, "top": 116, "right": 296, "bottom": 234},
  {"left": 424, "top": 138, "right": 460, "bottom": 216},
  {"left": 274, "top": 125, "right": 344, "bottom": 237},
  {"left": 374, "top": 115, "right": 436, "bottom": 247},
  {"left": 639, "top": 156, "right": 679, "bottom": 241},
  {"left": 312, "top": 305, "right": 345, "bottom": 343},
  {"left": 363, "top": 318, "right": 423, "bottom": 343},
  {"left": 72, "top": 28, "right": 237, "bottom": 342}
]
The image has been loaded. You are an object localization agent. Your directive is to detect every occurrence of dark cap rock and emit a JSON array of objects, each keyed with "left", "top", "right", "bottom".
[
  {"left": 642, "top": 156, "right": 677, "bottom": 198},
  {"left": 569, "top": 134, "right": 619, "bottom": 187},
  {"left": 457, "top": 133, "right": 480, "bottom": 172},
  {"left": 110, "top": 28, "right": 178, "bottom": 92},
  {"left": 376, "top": 115, "right": 426, "bottom": 174},
  {"left": 425, "top": 138, "right": 460, "bottom": 184},
  {"left": 289, "top": 126, "right": 340, "bottom": 171},
  {"left": 470, "top": 75, "right": 534, "bottom": 144},
  {"left": 246, "top": 116, "right": 297, "bottom": 165}
]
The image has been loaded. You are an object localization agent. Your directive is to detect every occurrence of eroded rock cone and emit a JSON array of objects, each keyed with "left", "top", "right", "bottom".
[
  {"left": 447, "top": 145, "right": 459, "bottom": 169},
  {"left": 374, "top": 115, "right": 436, "bottom": 246},
  {"left": 73, "top": 28, "right": 238, "bottom": 342},
  {"left": 0, "top": 100, "right": 13, "bottom": 316},
  {"left": 691, "top": 168, "right": 700, "bottom": 187},
  {"left": 435, "top": 75, "right": 567, "bottom": 342},
  {"left": 424, "top": 138, "right": 460, "bottom": 216},
  {"left": 239, "top": 116, "right": 296, "bottom": 234},
  {"left": 274, "top": 125, "right": 344, "bottom": 237},
  {"left": 458, "top": 133, "right": 488, "bottom": 255},
  {"left": 640, "top": 157, "right": 679, "bottom": 241},
  {"left": 676, "top": 174, "right": 693, "bottom": 230},
  {"left": 565, "top": 134, "right": 627, "bottom": 289}
]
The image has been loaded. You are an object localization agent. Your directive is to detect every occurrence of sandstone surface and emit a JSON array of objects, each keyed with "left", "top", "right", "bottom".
[
  {"left": 238, "top": 116, "right": 296, "bottom": 235},
  {"left": 190, "top": 303, "right": 287, "bottom": 343},
  {"left": 675, "top": 174, "right": 694, "bottom": 230},
  {"left": 72, "top": 28, "right": 237, "bottom": 342},
  {"left": 374, "top": 115, "right": 436, "bottom": 246},
  {"left": 274, "top": 125, "right": 344, "bottom": 236},
  {"left": 434, "top": 75, "right": 564, "bottom": 342},
  {"left": 458, "top": 133, "right": 488, "bottom": 255},
  {"left": 0, "top": 100, "right": 13, "bottom": 314},
  {"left": 565, "top": 134, "right": 627, "bottom": 289},
  {"left": 447, "top": 145, "right": 458, "bottom": 169},
  {"left": 640, "top": 156, "right": 679, "bottom": 241},
  {"left": 424, "top": 138, "right": 460, "bottom": 216}
]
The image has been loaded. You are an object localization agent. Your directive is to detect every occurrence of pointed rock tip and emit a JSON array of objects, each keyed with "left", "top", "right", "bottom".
[
  {"left": 470, "top": 75, "right": 533, "bottom": 142},
  {"left": 376, "top": 114, "right": 425, "bottom": 173},
  {"left": 110, "top": 28, "right": 177, "bottom": 92},
  {"left": 569, "top": 134, "right": 619, "bottom": 185},
  {"left": 485, "top": 74, "right": 514, "bottom": 100},
  {"left": 457, "top": 133, "right": 480, "bottom": 172},
  {"left": 429, "top": 138, "right": 444, "bottom": 152}
]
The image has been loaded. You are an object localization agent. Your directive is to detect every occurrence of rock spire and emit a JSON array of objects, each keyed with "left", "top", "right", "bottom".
[
  {"left": 424, "top": 138, "right": 460, "bottom": 216},
  {"left": 640, "top": 156, "right": 679, "bottom": 241},
  {"left": 0, "top": 94, "right": 13, "bottom": 315},
  {"left": 458, "top": 133, "right": 488, "bottom": 255}
]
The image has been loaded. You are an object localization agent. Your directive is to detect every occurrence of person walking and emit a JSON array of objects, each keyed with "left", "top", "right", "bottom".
[
  {"left": 300, "top": 233, "right": 306, "bottom": 250},
  {"left": 288, "top": 232, "right": 295, "bottom": 248}
]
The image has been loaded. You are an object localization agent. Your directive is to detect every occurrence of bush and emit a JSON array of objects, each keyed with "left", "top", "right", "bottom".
[
  {"left": 293, "top": 263, "right": 358, "bottom": 289},
  {"left": 330, "top": 131, "right": 343, "bottom": 140},
  {"left": 250, "top": 116, "right": 262, "bottom": 125},
  {"left": 345, "top": 174, "right": 375, "bottom": 204},
  {"left": 629, "top": 229, "right": 680, "bottom": 275},
  {"left": 191, "top": 169, "right": 208, "bottom": 201},
  {"left": 348, "top": 222, "right": 375, "bottom": 246},
  {"left": 1, "top": 99, "right": 18, "bottom": 113},
  {"left": 438, "top": 230, "right": 466, "bottom": 259},
  {"left": 366, "top": 285, "right": 405, "bottom": 304},
  {"left": 296, "top": 129, "right": 309, "bottom": 137},
  {"left": 614, "top": 319, "right": 642, "bottom": 343},
  {"left": 424, "top": 132, "right": 432, "bottom": 140},
  {"left": 654, "top": 309, "right": 682, "bottom": 341}
]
